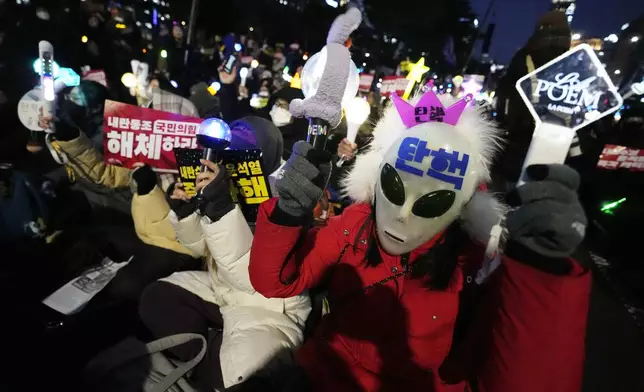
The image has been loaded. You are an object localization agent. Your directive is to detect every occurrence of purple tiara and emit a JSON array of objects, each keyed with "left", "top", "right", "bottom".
[{"left": 391, "top": 81, "right": 473, "bottom": 128}]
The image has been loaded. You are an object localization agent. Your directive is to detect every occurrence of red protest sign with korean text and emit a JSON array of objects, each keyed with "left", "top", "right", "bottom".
[
  {"left": 103, "top": 100, "right": 202, "bottom": 172},
  {"left": 597, "top": 144, "right": 644, "bottom": 171},
  {"left": 379, "top": 76, "right": 408, "bottom": 97},
  {"left": 359, "top": 74, "right": 374, "bottom": 92},
  {"left": 82, "top": 69, "right": 107, "bottom": 87}
]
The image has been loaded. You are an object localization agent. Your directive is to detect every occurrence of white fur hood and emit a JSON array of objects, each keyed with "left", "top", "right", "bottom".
[{"left": 341, "top": 93, "right": 508, "bottom": 247}]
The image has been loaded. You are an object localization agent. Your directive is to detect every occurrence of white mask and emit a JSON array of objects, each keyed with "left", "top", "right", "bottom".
[
  {"left": 270, "top": 105, "right": 292, "bottom": 127},
  {"left": 375, "top": 124, "right": 478, "bottom": 255}
]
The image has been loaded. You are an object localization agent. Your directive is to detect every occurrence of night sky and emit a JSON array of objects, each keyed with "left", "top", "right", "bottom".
[{"left": 472, "top": 0, "right": 644, "bottom": 63}]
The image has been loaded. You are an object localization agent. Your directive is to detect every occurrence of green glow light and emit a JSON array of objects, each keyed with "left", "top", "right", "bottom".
[{"left": 601, "top": 197, "right": 626, "bottom": 214}]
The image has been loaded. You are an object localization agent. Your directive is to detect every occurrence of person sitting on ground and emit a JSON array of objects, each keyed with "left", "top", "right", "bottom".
[{"left": 138, "top": 116, "right": 310, "bottom": 392}]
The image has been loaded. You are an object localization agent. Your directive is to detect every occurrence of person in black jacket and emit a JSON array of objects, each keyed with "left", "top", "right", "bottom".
[{"left": 492, "top": 10, "right": 572, "bottom": 189}]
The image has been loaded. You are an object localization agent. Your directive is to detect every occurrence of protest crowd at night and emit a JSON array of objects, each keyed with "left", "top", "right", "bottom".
[{"left": 1, "top": 0, "right": 644, "bottom": 391}]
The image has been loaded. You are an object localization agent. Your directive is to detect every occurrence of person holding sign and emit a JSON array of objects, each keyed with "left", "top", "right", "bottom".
[
  {"left": 247, "top": 7, "right": 590, "bottom": 392},
  {"left": 138, "top": 119, "right": 311, "bottom": 391}
]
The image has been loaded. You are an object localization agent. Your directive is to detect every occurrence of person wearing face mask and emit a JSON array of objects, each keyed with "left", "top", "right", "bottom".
[
  {"left": 248, "top": 84, "right": 591, "bottom": 391},
  {"left": 268, "top": 87, "right": 308, "bottom": 160}
]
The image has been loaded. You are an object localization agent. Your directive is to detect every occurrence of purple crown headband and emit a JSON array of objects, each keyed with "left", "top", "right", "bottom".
[{"left": 391, "top": 81, "right": 473, "bottom": 128}]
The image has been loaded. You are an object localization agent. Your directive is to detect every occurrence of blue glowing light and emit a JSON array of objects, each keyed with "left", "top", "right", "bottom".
[
  {"left": 33, "top": 59, "right": 60, "bottom": 77},
  {"left": 170, "top": 80, "right": 178, "bottom": 88},
  {"left": 57, "top": 67, "right": 81, "bottom": 87},
  {"left": 152, "top": 8, "right": 158, "bottom": 26},
  {"left": 234, "top": 43, "right": 242, "bottom": 52},
  {"left": 198, "top": 118, "right": 232, "bottom": 143}
]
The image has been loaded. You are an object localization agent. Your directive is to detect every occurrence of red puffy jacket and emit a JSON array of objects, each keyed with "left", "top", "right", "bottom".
[{"left": 249, "top": 199, "right": 590, "bottom": 392}]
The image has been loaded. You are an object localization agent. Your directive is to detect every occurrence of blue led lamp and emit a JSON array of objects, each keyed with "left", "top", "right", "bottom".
[{"left": 197, "top": 117, "right": 232, "bottom": 171}]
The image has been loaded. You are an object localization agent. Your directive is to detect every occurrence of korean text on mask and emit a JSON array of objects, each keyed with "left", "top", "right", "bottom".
[{"left": 395, "top": 137, "right": 470, "bottom": 190}]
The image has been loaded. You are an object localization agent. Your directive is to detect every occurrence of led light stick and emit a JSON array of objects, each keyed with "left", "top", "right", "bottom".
[
  {"left": 239, "top": 67, "right": 249, "bottom": 87},
  {"left": 515, "top": 44, "right": 623, "bottom": 186},
  {"left": 192, "top": 118, "right": 232, "bottom": 200},
  {"left": 300, "top": 46, "right": 359, "bottom": 151},
  {"left": 39, "top": 41, "right": 55, "bottom": 121},
  {"left": 337, "top": 96, "right": 370, "bottom": 167},
  {"left": 196, "top": 117, "right": 232, "bottom": 171},
  {"left": 402, "top": 57, "right": 430, "bottom": 100}
]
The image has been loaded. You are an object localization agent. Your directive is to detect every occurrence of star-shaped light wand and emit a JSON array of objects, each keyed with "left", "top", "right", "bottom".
[{"left": 402, "top": 57, "right": 430, "bottom": 99}]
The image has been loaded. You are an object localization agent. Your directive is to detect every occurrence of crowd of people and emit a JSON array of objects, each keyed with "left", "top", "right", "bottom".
[{"left": 2, "top": 3, "right": 641, "bottom": 392}]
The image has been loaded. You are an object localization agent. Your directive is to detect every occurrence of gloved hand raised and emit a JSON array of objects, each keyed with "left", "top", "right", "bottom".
[
  {"left": 166, "top": 182, "right": 198, "bottom": 220},
  {"left": 505, "top": 164, "right": 588, "bottom": 274},
  {"left": 195, "top": 159, "right": 235, "bottom": 222},
  {"left": 275, "top": 141, "right": 332, "bottom": 220}
]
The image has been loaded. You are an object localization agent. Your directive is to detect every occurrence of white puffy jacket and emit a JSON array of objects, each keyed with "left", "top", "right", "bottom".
[{"left": 161, "top": 205, "right": 311, "bottom": 388}]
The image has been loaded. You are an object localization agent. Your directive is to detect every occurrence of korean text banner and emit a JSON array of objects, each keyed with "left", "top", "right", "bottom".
[
  {"left": 379, "top": 76, "right": 408, "bottom": 97},
  {"left": 174, "top": 148, "right": 272, "bottom": 222},
  {"left": 597, "top": 144, "right": 644, "bottom": 171},
  {"left": 103, "top": 100, "right": 202, "bottom": 172}
]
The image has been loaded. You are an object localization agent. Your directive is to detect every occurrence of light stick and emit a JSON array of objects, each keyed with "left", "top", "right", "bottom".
[
  {"left": 402, "top": 57, "right": 429, "bottom": 100},
  {"left": 515, "top": 44, "right": 623, "bottom": 186},
  {"left": 337, "top": 96, "right": 370, "bottom": 167},
  {"left": 301, "top": 46, "right": 360, "bottom": 151},
  {"left": 38, "top": 41, "right": 55, "bottom": 118},
  {"left": 239, "top": 67, "right": 249, "bottom": 87}
]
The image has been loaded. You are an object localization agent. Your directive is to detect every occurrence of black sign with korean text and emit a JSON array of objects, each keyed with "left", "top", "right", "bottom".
[{"left": 174, "top": 148, "right": 272, "bottom": 222}]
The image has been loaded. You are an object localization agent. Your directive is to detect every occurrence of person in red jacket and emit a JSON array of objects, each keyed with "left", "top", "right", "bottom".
[
  {"left": 249, "top": 81, "right": 591, "bottom": 392},
  {"left": 249, "top": 84, "right": 592, "bottom": 391}
]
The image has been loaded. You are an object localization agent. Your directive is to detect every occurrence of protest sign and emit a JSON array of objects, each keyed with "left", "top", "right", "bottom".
[
  {"left": 43, "top": 257, "right": 132, "bottom": 315},
  {"left": 174, "top": 148, "right": 272, "bottom": 222},
  {"left": 379, "top": 76, "right": 408, "bottom": 97},
  {"left": 597, "top": 144, "right": 644, "bottom": 171},
  {"left": 359, "top": 74, "right": 374, "bottom": 92},
  {"left": 82, "top": 69, "right": 107, "bottom": 87},
  {"left": 18, "top": 88, "right": 47, "bottom": 131},
  {"left": 103, "top": 100, "right": 202, "bottom": 172}
]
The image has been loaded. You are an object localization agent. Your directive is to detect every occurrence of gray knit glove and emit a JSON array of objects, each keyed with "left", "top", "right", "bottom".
[
  {"left": 275, "top": 141, "right": 331, "bottom": 218},
  {"left": 506, "top": 164, "right": 587, "bottom": 261}
]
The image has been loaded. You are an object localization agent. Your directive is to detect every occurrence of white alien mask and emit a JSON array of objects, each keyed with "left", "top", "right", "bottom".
[{"left": 375, "top": 124, "right": 479, "bottom": 255}]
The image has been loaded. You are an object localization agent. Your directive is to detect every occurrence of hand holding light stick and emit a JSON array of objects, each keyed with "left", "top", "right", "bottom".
[
  {"left": 193, "top": 118, "right": 232, "bottom": 201},
  {"left": 239, "top": 67, "right": 249, "bottom": 87},
  {"left": 337, "top": 96, "right": 370, "bottom": 167},
  {"left": 38, "top": 41, "right": 55, "bottom": 122}
]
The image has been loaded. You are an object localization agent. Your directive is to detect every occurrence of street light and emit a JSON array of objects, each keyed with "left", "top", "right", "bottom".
[
  {"left": 614, "top": 69, "right": 621, "bottom": 75},
  {"left": 572, "top": 33, "right": 582, "bottom": 40},
  {"left": 622, "top": 23, "right": 630, "bottom": 30},
  {"left": 631, "top": 36, "right": 640, "bottom": 43},
  {"left": 604, "top": 34, "right": 619, "bottom": 43}
]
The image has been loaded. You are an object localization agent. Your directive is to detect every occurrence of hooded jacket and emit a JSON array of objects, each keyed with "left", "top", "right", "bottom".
[
  {"left": 249, "top": 198, "right": 590, "bottom": 392},
  {"left": 54, "top": 133, "right": 195, "bottom": 256},
  {"left": 249, "top": 90, "right": 590, "bottom": 391},
  {"left": 155, "top": 116, "right": 310, "bottom": 387}
]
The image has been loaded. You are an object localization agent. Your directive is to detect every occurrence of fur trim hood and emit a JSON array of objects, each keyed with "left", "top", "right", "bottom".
[{"left": 341, "top": 93, "right": 507, "bottom": 247}]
